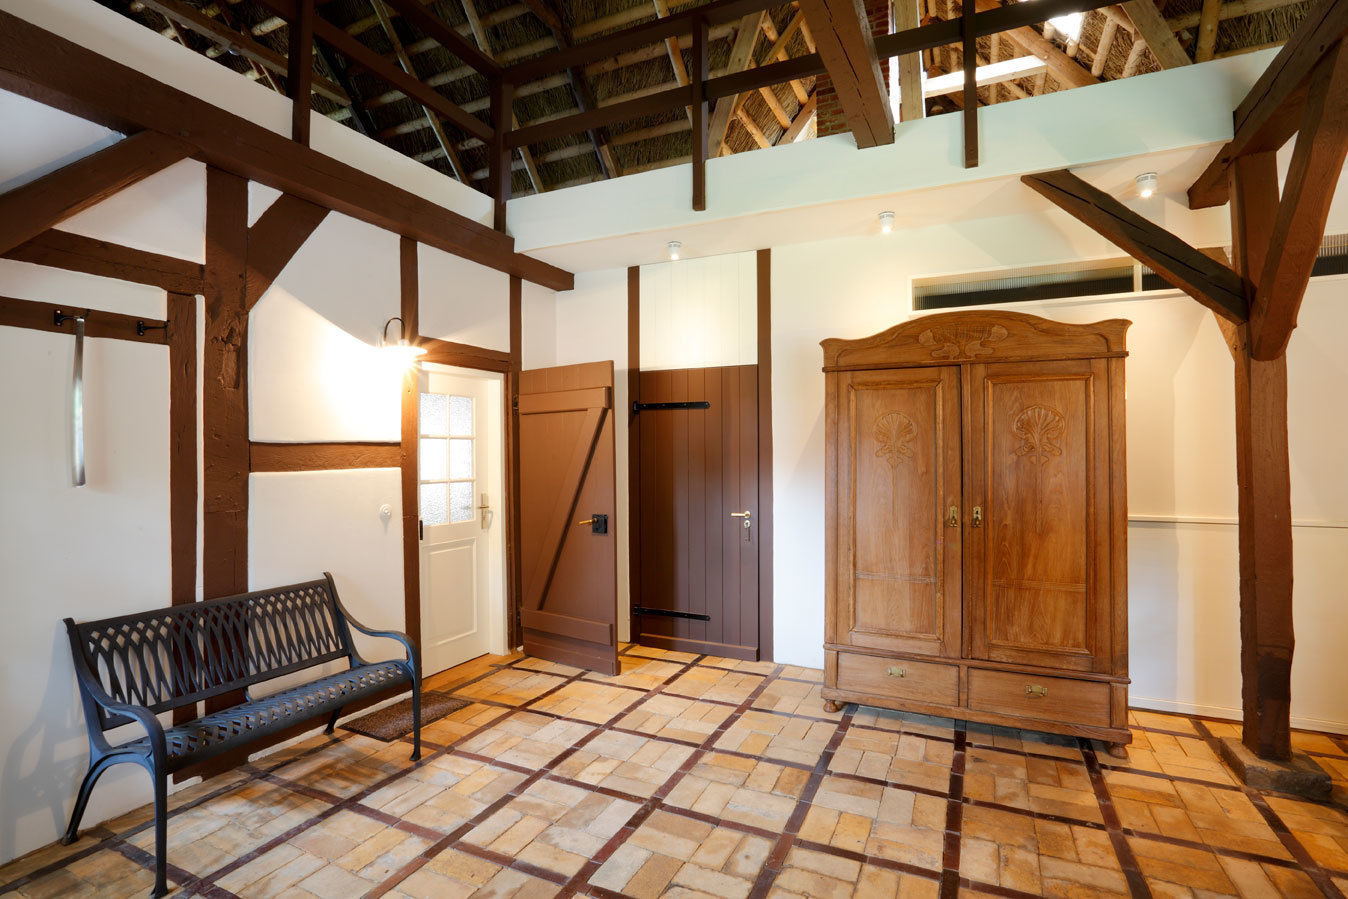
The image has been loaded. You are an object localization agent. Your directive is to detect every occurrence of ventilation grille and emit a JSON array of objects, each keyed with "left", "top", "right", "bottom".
[{"left": 913, "top": 235, "right": 1348, "bottom": 310}]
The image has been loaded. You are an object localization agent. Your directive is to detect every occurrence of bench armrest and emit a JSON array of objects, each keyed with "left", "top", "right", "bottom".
[
  {"left": 65, "top": 618, "right": 169, "bottom": 761},
  {"left": 323, "top": 573, "right": 419, "bottom": 676},
  {"left": 345, "top": 615, "right": 418, "bottom": 668},
  {"left": 71, "top": 669, "right": 169, "bottom": 760}
]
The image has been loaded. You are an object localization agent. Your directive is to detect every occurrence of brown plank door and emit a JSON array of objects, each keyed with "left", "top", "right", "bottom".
[
  {"left": 963, "top": 359, "right": 1112, "bottom": 673},
  {"left": 518, "top": 362, "right": 620, "bottom": 675},
  {"left": 832, "top": 367, "right": 963, "bottom": 659},
  {"left": 635, "top": 365, "right": 761, "bottom": 659}
]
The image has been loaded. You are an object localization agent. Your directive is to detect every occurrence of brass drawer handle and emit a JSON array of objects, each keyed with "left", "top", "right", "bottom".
[
  {"left": 1025, "top": 684, "right": 1048, "bottom": 698},
  {"left": 887, "top": 666, "right": 907, "bottom": 678}
]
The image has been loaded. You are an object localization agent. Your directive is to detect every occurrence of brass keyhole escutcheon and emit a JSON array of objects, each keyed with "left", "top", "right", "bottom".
[
  {"left": 1025, "top": 684, "right": 1048, "bottom": 698},
  {"left": 946, "top": 505, "right": 960, "bottom": 528},
  {"left": 887, "top": 666, "right": 907, "bottom": 678},
  {"left": 971, "top": 506, "right": 983, "bottom": 528}
]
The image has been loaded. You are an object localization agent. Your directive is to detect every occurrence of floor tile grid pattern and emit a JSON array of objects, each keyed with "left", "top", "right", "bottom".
[{"left": 2, "top": 646, "right": 1347, "bottom": 898}]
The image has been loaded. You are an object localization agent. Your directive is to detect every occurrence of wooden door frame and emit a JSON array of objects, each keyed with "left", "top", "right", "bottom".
[
  {"left": 625, "top": 249, "right": 775, "bottom": 660},
  {"left": 400, "top": 236, "right": 523, "bottom": 656}
]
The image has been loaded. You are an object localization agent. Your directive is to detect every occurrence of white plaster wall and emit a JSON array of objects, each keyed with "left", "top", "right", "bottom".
[
  {"left": 249, "top": 213, "right": 403, "bottom": 444},
  {"left": 521, "top": 281, "right": 558, "bottom": 370},
  {"left": 418, "top": 245, "right": 511, "bottom": 352},
  {"left": 249, "top": 470, "right": 405, "bottom": 665},
  {"left": 0, "top": 265, "right": 171, "bottom": 862}
]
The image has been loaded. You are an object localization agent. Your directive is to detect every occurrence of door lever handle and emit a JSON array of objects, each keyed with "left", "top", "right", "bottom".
[{"left": 730, "top": 510, "right": 752, "bottom": 542}]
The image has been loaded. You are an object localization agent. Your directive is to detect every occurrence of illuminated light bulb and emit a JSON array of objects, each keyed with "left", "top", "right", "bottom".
[
  {"left": 878, "top": 211, "right": 895, "bottom": 234},
  {"left": 1136, "top": 172, "right": 1159, "bottom": 199},
  {"left": 380, "top": 316, "right": 426, "bottom": 368},
  {"left": 668, "top": 240, "right": 682, "bottom": 260}
]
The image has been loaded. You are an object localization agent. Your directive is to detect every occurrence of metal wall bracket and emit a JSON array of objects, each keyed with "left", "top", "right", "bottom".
[{"left": 632, "top": 401, "right": 711, "bottom": 413}]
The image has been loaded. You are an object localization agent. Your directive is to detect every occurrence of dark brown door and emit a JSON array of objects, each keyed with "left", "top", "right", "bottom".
[
  {"left": 964, "top": 359, "right": 1111, "bottom": 672},
  {"left": 635, "top": 365, "right": 760, "bottom": 660},
  {"left": 834, "top": 367, "right": 963, "bottom": 659},
  {"left": 518, "top": 362, "right": 619, "bottom": 675}
]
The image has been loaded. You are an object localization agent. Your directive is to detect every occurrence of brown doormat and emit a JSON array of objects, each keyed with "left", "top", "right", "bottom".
[{"left": 341, "top": 691, "right": 469, "bottom": 742}]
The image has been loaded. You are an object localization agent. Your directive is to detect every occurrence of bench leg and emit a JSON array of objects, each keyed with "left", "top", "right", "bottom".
[
  {"left": 151, "top": 769, "right": 168, "bottom": 898},
  {"left": 62, "top": 755, "right": 116, "bottom": 845},
  {"left": 410, "top": 686, "right": 422, "bottom": 762},
  {"left": 325, "top": 708, "right": 342, "bottom": 735}
]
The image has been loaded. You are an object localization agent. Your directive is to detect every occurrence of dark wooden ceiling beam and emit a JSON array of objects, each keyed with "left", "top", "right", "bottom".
[
  {"left": 1122, "top": 0, "right": 1192, "bottom": 69},
  {"left": 1023, "top": 169, "right": 1248, "bottom": 321},
  {"left": 692, "top": 16, "right": 710, "bottom": 210},
  {"left": 1249, "top": 43, "right": 1348, "bottom": 360},
  {"left": 137, "top": 0, "right": 350, "bottom": 104},
  {"left": 1188, "top": 0, "right": 1348, "bottom": 209},
  {"left": 506, "top": 0, "right": 781, "bottom": 82},
  {"left": 798, "top": 0, "right": 894, "bottom": 147},
  {"left": 3, "top": 229, "right": 205, "bottom": 294},
  {"left": 519, "top": 0, "right": 565, "bottom": 32},
  {"left": 0, "top": 131, "right": 193, "bottom": 255},
  {"left": 708, "top": 12, "right": 767, "bottom": 153},
  {"left": 255, "top": 0, "right": 494, "bottom": 143},
  {"left": 0, "top": 10, "right": 572, "bottom": 290},
  {"left": 377, "top": 0, "right": 502, "bottom": 75},
  {"left": 370, "top": 0, "right": 471, "bottom": 181},
  {"left": 505, "top": 0, "right": 1131, "bottom": 147},
  {"left": 962, "top": 0, "right": 978, "bottom": 165},
  {"left": 288, "top": 0, "right": 315, "bottom": 145}
]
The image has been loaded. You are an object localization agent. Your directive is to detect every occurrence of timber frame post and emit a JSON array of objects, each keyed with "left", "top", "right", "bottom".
[{"left": 1022, "top": 0, "right": 1348, "bottom": 789}]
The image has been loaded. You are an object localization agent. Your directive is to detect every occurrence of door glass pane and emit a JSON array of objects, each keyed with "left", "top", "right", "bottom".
[
  {"left": 449, "top": 482, "right": 474, "bottom": 523},
  {"left": 449, "top": 395, "right": 473, "bottom": 437},
  {"left": 420, "top": 438, "right": 447, "bottom": 480},
  {"left": 449, "top": 438, "right": 473, "bottom": 480},
  {"left": 421, "top": 483, "right": 448, "bottom": 525},
  {"left": 420, "top": 393, "right": 448, "bottom": 435}
]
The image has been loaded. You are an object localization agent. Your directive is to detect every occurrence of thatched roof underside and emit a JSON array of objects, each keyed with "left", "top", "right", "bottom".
[{"left": 103, "top": 0, "right": 1315, "bottom": 198}]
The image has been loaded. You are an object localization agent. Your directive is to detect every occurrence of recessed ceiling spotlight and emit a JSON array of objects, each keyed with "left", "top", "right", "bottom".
[
  {"left": 668, "top": 240, "right": 682, "bottom": 260},
  {"left": 1136, "top": 172, "right": 1159, "bottom": 199},
  {"left": 878, "top": 211, "right": 895, "bottom": 234}
]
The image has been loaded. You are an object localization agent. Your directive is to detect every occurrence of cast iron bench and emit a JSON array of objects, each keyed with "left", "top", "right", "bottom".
[{"left": 62, "top": 573, "right": 421, "bottom": 897}]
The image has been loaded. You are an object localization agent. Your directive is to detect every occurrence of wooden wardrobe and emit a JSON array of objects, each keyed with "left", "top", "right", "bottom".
[{"left": 821, "top": 310, "right": 1132, "bottom": 754}]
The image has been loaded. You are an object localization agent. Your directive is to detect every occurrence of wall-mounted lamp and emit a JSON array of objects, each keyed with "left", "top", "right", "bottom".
[
  {"left": 668, "top": 240, "right": 682, "bottom": 261},
  {"left": 380, "top": 316, "right": 426, "bottom": 365},
  {"left": 878, "top": 211, "right": 895, "bottom": 234},
  {"left": 1135, "top": 172, "right": 1159, "bottom": 199}
]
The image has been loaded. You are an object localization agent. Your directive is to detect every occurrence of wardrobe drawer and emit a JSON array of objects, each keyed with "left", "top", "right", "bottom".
[
  {"left": 966, "top": 668, "right": 1111, "bottom": 727},
  {"left": 836, "top": 652, "right": 959, "bottom": 706}
]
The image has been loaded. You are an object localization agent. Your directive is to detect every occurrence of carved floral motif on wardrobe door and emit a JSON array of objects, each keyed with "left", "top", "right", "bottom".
[
  {"left": 1011, "top": 403, "right": 1067, "bottom": 464},
  {"left": 873, "top": 411, "right": 917, "bottom": 467}
]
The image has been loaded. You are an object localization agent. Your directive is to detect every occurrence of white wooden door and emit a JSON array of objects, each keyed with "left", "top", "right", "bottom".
[{"left": 418, "top": 368, "right": 494, "bottom": 675}]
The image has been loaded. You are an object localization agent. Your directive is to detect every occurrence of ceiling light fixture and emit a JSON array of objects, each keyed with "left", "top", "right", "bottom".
[
  {"left": 879, "top": 211, "right": 895, "bottom": 234},
  {"left": 1136, "top": 172, "right": 1159, "bottom": 199},
  {"left": 668, "top": 240, "right": 682, "bottom": 260}
]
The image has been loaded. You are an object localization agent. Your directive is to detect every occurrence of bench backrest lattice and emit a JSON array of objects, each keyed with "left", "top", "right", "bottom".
[{"left": 70, "top": 578, "right": 354, "bottom": 729}]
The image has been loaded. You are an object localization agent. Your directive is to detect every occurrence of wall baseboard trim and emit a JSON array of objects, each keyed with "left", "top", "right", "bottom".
[
  {"left": 1128, "top": 514, "right": 1348, "bottom": 530},
  {"left": 1130, "top": 695, "right": 1348, "bottom": 737}
]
